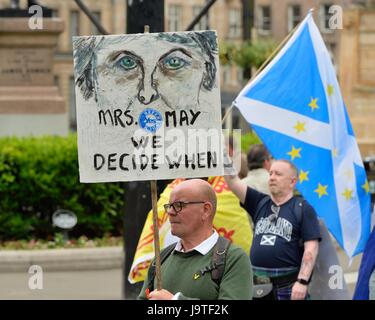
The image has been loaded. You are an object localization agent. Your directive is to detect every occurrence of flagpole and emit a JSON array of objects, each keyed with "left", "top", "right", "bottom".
[{"left": 221, "top": 13, "right": 309, "bottom": 125}]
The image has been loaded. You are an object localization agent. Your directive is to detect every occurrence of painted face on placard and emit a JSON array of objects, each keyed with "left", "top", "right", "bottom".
[
  {"left": 72, "top": 32, "right": 223, "bottom": 183},
  {"left": 74, "top": 32, "right": 217, "bottom": 112}
]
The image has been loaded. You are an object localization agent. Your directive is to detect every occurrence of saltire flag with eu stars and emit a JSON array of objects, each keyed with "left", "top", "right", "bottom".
[{"left": 234, "top": 11, "right": 371, "bottom": 258}]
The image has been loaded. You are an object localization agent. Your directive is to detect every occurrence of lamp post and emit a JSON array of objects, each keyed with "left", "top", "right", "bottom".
[{"left": 52, "top": 209, "right": 77, "bottom": 242}]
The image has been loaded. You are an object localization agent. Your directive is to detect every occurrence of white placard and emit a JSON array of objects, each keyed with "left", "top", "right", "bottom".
[{"left": 73, "top": 31, "right": 223, "bottom": 182}]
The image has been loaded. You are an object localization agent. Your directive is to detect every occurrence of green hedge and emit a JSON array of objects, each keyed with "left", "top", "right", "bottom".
[
  {"left": 0, "top": 134, "right": 124, "bottom": 241},
  {"left": 0, "top": 132, "right": 261, "bottom": 241}
]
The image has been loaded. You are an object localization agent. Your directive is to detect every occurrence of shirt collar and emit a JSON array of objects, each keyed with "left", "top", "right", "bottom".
[{"left": 174, "top": 230, "right": 219, "bottom": 255}]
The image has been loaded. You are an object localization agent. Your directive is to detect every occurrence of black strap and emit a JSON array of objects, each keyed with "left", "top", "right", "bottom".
[
  {"left": 210, "top": 236, "right": 231, "bottom": 285},
  {"left": 146, "top": 236, "right": 231, "bottom": 291},
  {"left": 293, "top": 196, "right": 305, "bottom": 247},
  {"left": 255, "top": 195, "right": 270, "bottom": 218},
  {"left": 293, "top": 195, "right": 304, "bottom": 225}
]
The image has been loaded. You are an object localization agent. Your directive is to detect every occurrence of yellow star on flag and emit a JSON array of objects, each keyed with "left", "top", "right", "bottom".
[
  {"left": 314, "top": 183, "right": 328, "bottom": 198},
  {"left": 362, "top": 180, "right": 370, "bottom": 194},
  {"left": 293, "top": 121, "right": 306, "bottom": 134},
  {"left": 332, "top": 148, "right": 338, "bottom": 158},
  {"left": 287, "top": 146, "right": 302, "bottom": 160},
  {"left": 327, "top": 84, "right": 334, "bottom": 96},
  {"left": 343, "top": 168, "right": 354, "bottom": 181},
  {"left": 299, "top": 170, "right": 309, "bottom": 184},
  {"left": 341, "top": 188, "right": 353, "bottom": 201},
  {"left": 308, "top": 98, "right": 319, "bottom": 111}
]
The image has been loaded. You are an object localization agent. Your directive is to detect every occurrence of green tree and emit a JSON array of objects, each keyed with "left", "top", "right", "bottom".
[{"left": 219, "top": 40, "right": 277, "bottom": 69}]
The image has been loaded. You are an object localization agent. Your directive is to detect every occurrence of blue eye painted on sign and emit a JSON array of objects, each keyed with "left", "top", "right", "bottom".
[{"left": 138, "top": 108, "right": 163, "bottom": 133}]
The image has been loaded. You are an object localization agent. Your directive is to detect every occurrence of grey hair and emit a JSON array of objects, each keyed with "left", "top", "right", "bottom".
[
  {"left": 275, "top": 159, "right": 299, "bottom": 178},
  {"left": 73, "top": 36, "right": 104, "bottom": 102},
  {"left": 157, "top": 31, "right": 218, "bottom": 91},
  {"left": 72, "top": 31, "right": 218, "bottom": 102}
]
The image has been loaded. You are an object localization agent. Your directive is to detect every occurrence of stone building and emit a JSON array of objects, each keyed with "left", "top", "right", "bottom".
[
  {"left": 0, "top": 0, "right": 245, "bottom": 131},
  {"left": 340, "top": 7, "right": 375, "bottom": 157},
  {"left": 254, "top": 0, "right": 375, "bottom": 156}
]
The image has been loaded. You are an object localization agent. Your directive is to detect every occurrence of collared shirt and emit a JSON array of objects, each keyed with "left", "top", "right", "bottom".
[
  {"left": 174, "top": 230, "right": 219, "bottom": 254},
  {"left": 172, "top": 230, "right": 218, "bottom": 300}
]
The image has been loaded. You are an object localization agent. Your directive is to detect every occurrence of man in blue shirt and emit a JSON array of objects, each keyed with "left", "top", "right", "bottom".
[{"left": 225, "top": 159, "right": 321, "bottom": 300}]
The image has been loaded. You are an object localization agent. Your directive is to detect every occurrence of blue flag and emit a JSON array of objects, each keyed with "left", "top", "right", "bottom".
[
  {"left": 353, "top": 227, "right": 375, "bottom": 299},
  {"left": 234, "top": 11, "right": 371, "bottom": 257}
]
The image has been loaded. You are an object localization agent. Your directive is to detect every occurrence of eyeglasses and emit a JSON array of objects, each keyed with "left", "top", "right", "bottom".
[{"left": 164, "top": 201, "right": 206, "bottom": 214}]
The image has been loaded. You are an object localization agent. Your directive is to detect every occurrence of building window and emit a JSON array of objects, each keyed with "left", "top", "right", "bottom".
[
  {"left": 69, "top": 76, "right": 77, "bottom": 131},
  {"left": 228, "top": 8, "right": 242, "bottom": 39},
  {"left": 192, "top": 6, "right": 209, "bottom": 31},
  {"left": 91, "top": 11, "right": 101, "bottom": 35},
  {"left": 70, "top": 10, "right": 80, "bottom": 49},
  {"left": 168, "top": 5, "right": 182, "bottom": 31},
  {"left": 320, "top": 3, "right": 334, "bottom": 32},
  {"left": 54, "top": 75, "right": 60, "bottom": 93},
  {"left": 287, "top": 5, "right": 301, "bottom": 32},
  {"left": 257, "top": 5, "right": 271, "bottom": 34}
]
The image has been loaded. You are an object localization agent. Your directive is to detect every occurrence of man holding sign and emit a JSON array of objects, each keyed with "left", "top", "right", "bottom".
[
  {"left": 73, "top": 31, "right": 229, "bottom": 299},
  {"left": 138, "top": 179, "right": 253, "bottom": 300}
]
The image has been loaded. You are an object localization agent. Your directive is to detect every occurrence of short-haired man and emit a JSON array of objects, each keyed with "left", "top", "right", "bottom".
[
  {"left": 225, "top": 159, "right": 321, "bottom": 300},
  {"left": 138, "top": 179, "right": 253, "bottom": 300}
]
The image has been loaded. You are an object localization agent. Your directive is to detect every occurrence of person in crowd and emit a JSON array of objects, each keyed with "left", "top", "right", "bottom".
[
  {"left": 224, "top": 159, "right": 321, "bottom": 300},
  {"left": 138, "top": 179, "right": 253, "bottom": 300}
]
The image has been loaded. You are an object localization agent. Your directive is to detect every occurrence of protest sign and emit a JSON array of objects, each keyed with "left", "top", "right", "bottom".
[{"left": 73, "top": 31, "right": 223, "bottom": 182}]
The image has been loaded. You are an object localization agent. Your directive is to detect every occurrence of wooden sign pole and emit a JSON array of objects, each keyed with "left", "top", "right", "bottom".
[
  {"left": 150, "top": 179, "right": 162, "bottom": 290},
  {"left": 144, "top": 24, "right": 162, "bottom": 291}
]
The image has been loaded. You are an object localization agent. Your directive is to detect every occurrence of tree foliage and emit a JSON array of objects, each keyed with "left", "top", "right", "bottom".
[{"left": 219, "top": 39, "right": 277, "bottom": 69}]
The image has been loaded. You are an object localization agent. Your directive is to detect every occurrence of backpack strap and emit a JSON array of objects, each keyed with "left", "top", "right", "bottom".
[
  {"left": 255, "top": 195, "right": 270, "bottom": 218},
  {"left": 146, "top": 243, "right": 176, "bottom": 291},
  {"left": 210, "top": 236, "right": 231, "bottom": 285},
  {"left": 293, "top": 195, "right": 305, "bottom": 225},
  {"left": 147, "top": 236, "right": 231, "bottom": 292},
  {"left": 293, "top": 195, "right": 305, "bottom": 247}
]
